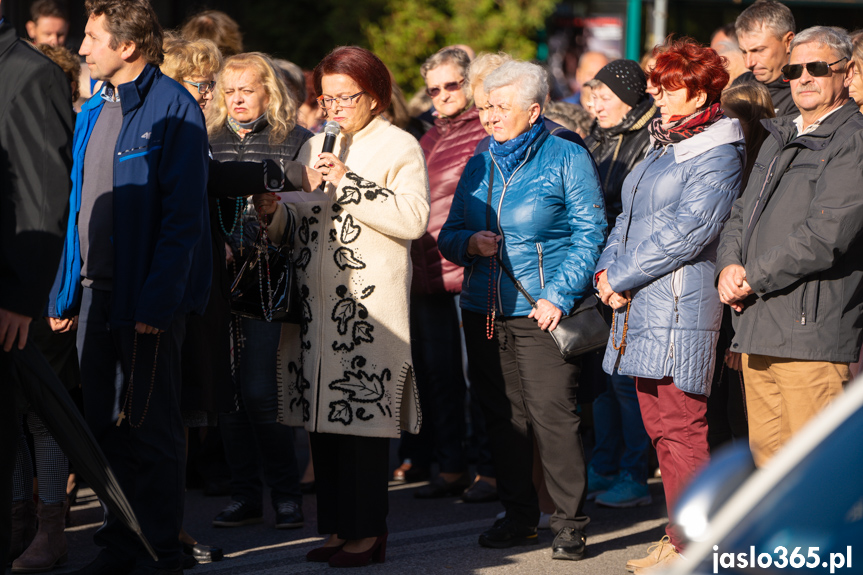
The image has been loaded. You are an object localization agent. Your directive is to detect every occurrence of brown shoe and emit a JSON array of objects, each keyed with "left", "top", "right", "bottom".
[
  {"left": 11, "top": 500, "right": 68, "bottom": 573},
  {"left": 626, "top": 536, "right": 676, "bottom": 572},
  {"left": 9, "top": 500, "right": 36, "bottom": 564},
  {"left": 392, "top": 462, "right": 412, "bottom": 482},
  {"left": 634, "top": 545, "right": 681, "bottom": 574}
]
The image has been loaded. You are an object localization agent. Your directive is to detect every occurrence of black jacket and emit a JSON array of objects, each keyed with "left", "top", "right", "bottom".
[
  {"left": 716, "top": 102, "right": 863, "bottom": 362},
  {"left": 733, "top": 72, "right": 797, "bottom": 117},
  {"left": 0, "top": 22, "right": 73, "bottom": 318},
  {"left": 584, "top": 98, "right": 657, "bottom": 223}
]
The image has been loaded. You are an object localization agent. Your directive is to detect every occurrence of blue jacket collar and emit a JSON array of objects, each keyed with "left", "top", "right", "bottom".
[{"left": 81, "top": 64, "right": 158, "bottom": 115}]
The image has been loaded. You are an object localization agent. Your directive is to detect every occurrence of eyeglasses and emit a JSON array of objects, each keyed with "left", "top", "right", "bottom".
[
  {"left": 426, "top": 79, "right": 465, "bottom": 98},
  {"left": 781, "top": 57, "right": 847, "bottom": 80},
  {"left": 317, "top": 91, "right": 366, "bottom": 109},
  {"left": 184, "top": 80, "right": 217, "bottom": 95}
]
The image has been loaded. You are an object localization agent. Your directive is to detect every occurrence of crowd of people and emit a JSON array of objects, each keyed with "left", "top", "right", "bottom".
[{"left": 2, "top": 0, "right": 863, "bottom": 573}]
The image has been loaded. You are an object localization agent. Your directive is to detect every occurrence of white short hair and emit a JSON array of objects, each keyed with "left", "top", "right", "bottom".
[{"left": 483, "top": 60, "right": 548, "bottom": 112}]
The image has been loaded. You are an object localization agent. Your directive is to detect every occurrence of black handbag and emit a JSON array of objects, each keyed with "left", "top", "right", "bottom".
[
  {"left": 485, "top": 160, "right": 609, "bottom": 361},
  {"left": 229, "top": 208, "right": 301, "bottom": 323}
]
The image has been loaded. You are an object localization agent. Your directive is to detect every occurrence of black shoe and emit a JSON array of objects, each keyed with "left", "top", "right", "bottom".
[
  {"left": 552, "top": 526, "right": 587, "bottom": 561},
  {"left": 183, "top": 542, "right": 224, "bottom": 563},
  {"left": 414, "top": 475, "right": 471, "bottom": 499},
  {"left": 461, "top": 479, "right": 499, "bottom": 503},
  {"left": 400, "top": 465, "right": 431, "bottom": 483},
  {"left": 274, "top": 500, "right": 304, "bottom": 529},
  {"left": 478, "top": 518, "right": 539, "bottom": 549},
  {"left": 68, "top": 551, "right": 134, "bottom": 575},
  {"left": 212, "top": 500, "right": 263, "bottom": 527},
  {"left": 182, "top": 554, "right": 197, "bottom": 570}
]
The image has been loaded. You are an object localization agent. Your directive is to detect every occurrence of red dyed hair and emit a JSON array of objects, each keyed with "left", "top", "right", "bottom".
[
  {"left": 313, "top": 46, "right": 392, "bottom": 115},
  {"left": 649, "top": 37, "right": 729, "bottom": 105}
]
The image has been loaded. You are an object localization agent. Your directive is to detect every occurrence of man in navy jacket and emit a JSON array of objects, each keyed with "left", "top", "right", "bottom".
[{"left": 49, "top": 1, "right": 210, "bottom": 573}]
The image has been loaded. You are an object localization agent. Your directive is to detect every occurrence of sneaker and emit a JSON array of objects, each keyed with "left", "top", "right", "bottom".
[
  {"left": 595, "top": 472, "right": 652, "bottom": 508},
  {"left": 587, "top": 466, "right": 618, "bottom": 501},
  {"left": 212, "top": 500, "right": 263, "bottom": 527},
  {"left": 478, "top": 518, "right": 539, "bottom": 549},
  {"left": 626, "top": 536, "right": 676, "bottom": 572},
  {"left": 274, "top": 500, "right": 304, "bottom": 529},
  {"left": 551, "top": 526, "right": 586, "bottom": 561}
]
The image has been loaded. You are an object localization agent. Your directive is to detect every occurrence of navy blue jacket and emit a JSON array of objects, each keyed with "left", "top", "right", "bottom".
[
  {"left": 49, "top": 64, "right": 211, "bottom": 330},
  {"left": 439, "top": 126, "right": 606, "bottom": 317}
]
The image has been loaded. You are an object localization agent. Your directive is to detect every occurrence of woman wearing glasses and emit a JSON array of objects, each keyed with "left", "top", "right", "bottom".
[
  {"left": 595, "top": 38, "right": 744, "bottom": 573},
  {"left": 205, "top": 52, "right": 313, "bottom": 532},
  {"left": 263, "top": 46, "right": 429, "bottom": 567},
  {"left": 394, "top": 47, "right": 488, "bottom": 499}
]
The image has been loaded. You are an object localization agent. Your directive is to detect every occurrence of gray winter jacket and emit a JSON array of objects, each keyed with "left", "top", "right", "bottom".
[
  {"left": 597, "top": 117, "right": 745, "bottom": 396},
  {"left": 715, "top": 102, "right": 863, "bottom": 363}
]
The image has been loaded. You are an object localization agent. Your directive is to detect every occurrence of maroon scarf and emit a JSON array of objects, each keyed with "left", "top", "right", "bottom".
[{"left": 648, "top": 102, "right": 724, "bottom": 147}]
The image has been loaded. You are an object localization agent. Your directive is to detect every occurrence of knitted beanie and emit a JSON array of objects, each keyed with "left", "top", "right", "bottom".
[{"left": 593, "top": 59, "right": 647, "bottom": 108}]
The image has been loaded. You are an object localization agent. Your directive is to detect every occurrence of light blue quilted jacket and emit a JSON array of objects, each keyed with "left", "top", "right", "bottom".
[{"left": 596, "top": 117, "right": 745, "bottom": 396}]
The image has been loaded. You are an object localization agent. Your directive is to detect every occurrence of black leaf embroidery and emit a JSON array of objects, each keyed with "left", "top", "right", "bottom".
[
  {"left": 329, "top": 230, "right": 337, "bottom": 242},
  {"left": 364, "top": 188, "right": 391, "bottom": 202},
  {"left": 311, "top": 231, "right": 318, "bottom": 242},
  {"left": 333, "top": 340, "right": 355, "bottom": 352},
  {"left": 346, "top": 172, "right": 377, "bottom": 188},
  {"left": 360, "top": 285, "right": 376, "bottom": 299},
  {"left": 334, "top": 247, "right": 366, "bottom": 270},
  {"left": 312, "top": 206, "right": 321, "bottom": 214},
  {"left": 340, "top": 214, "right": 361, "bottom": 244},
  {"left": 376, "top": 402, "right": 386, "bottom": 416},
  {"left": 332, "top": 298, "right": 356, "bottom": 335},
  {"left": 336, "top": 285, "right": 348, "bottom": 297},
  {"left": 295, "top": 247, "right": 311, "bottom": 270},
  {"left": 331, "top": 204, "right": 341, "bottom": 213},
  {"left": 330, "top": 368, "right": 390, "bottom": 403},
  {"left": 351, "top": 356, "right": 367, "bottom": 369},
  {"left": 337, "top": 187, "right": 361, "bottom": 205},
  {"left": 299, "top": 217, "right": 310, "bottom": 244},
  {"left": 356, "top": 407, "right": 373, "bottom": 421},
  {"left": 352, "top": 321, "right": 374, "bottom": 345},
  {"left": 357, "top": 303, "right": 369, "bottom": 320},
  {"left": 328, "top": 400, "right": 353, "bottom": 425}
]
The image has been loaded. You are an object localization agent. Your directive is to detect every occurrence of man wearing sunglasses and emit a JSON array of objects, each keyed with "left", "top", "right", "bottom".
[
  {"left": 734, "top": 0, "right": 797, "bottom": 116},
  {"left": 716, "top": 26, "right": 863, "bottom": 469}
]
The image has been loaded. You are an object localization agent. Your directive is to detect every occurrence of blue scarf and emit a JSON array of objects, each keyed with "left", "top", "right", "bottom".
[{"left": 490, "top": 120, "right": 546, "bottom": 180}]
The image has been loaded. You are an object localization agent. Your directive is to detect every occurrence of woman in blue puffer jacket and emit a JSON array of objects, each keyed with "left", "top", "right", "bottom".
[
  {"left": 595, "top": 38, "right": 744, "bottom": 573},
  {"left": 439, "top": 60, "right": 606, "bottom": 560}
]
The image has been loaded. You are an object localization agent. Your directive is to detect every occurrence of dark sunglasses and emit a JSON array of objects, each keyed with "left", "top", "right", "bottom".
[
  {"left": 184, "top": 80, "right": 217, "bottom": 95},
  {"left": 781, "top": 57, "right": 847, "bottom": 80},
  {"left": 426, "top": 79, "right": 465, "bottom": 98}
]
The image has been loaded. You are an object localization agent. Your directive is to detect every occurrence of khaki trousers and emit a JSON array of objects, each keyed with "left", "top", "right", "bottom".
[{"left": 742, "top": 354, "right": 849, "bottom": 467}]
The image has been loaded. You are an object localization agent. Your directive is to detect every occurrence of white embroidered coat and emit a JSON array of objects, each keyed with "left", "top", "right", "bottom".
[{"left": 275, "top": 115, "right": 430, "bottom": 438}]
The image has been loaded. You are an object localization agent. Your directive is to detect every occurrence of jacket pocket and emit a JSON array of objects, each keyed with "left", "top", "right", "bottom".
[
  {"left": 465, "top": 265, "right": 474, "bottom": 289},
  {"left": 535, "top": 242, "right": 545, "bottom": 289},
  {"left": 117, "top": 145, "right": 163, "bottom": 162},
  {"left": 670, "top": 266, "right": 684, "bottom": 325},
  {"left": 800, "top": 279, "right": 820, "bottom": 325}
]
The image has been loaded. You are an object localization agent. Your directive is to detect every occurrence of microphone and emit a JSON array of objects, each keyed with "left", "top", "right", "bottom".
[{"left": 322, "top": 121, "right": 340, "bottom": 155}]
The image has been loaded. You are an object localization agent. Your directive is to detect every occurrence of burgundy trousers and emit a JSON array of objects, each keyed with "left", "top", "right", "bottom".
[{"left": 635, "top": 376, "right": 709, "bottom": 549}]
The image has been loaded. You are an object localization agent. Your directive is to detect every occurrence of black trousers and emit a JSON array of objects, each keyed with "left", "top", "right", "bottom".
[
  {"left": 463, "top": 310, "right": 589, "bottom": 534},
  {"left": 310, "top": 432, "right": 389, "bottom": 540},
  {"left": 0, "top": 353, "right": 18, "bottom": 567},
  {"left": 77, "top": 288, "right": 186, "bottom": 569}
]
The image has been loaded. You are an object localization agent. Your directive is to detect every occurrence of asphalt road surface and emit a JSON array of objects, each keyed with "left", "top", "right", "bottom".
[{"left": 50, "top": 431, "right": 670, "bottom": 575}]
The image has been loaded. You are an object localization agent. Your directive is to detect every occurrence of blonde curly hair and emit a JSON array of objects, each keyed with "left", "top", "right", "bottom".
[
  {"left": 207, "top": 52, "right": 298, "bottom": 146},
  {"left": 160, "top": 34, "right": 223, "bottom": 86}
]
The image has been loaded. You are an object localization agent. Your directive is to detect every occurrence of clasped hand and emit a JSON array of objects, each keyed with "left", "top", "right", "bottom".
[
  {"left": 717, "top": 264, "right": 754, "bottom": 312},
  {"left": 596, "top": 270, "right": 630, "bottom": 310},
  {"left": 467, "top": 231, "right": 501, "bottom": 257},
  {"left": 313, "top": 152, "right": 347, "bottom": 188}
]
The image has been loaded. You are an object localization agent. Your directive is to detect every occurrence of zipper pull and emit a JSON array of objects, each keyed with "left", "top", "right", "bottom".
[
  {"left": 801, "top": 311, "right": 806, "bottom": 326},
  {"left": 674, "top": 296, "right": 680, "bottom": 323}
]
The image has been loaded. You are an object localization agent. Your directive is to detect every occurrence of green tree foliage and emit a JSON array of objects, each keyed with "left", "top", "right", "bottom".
[{"left": 366, "top": 0, "right": 557, "bottom": 94}]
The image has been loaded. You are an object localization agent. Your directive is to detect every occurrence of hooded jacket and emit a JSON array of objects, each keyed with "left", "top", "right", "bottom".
[
  {"left": 439, "top": 125, "right": 607, "bottom": 317},
  {"left": 49, "top": 64, "right": 211, "bottom": 330},
  {"left": 716, "top": 101, "right": 863, "bottom": 363},
  {"left": 584, "top": 98, "right": 658, "bottom": 223},
  {"left": 411, "top": 106, "right": 487, "bottom": 295},
  {"left": 598, "top": 117, "right": 745, "bottom": 396}
]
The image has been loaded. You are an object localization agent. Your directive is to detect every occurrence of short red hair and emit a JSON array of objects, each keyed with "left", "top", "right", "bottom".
[
  {"left": 313, "top": 46, "right": 392, "bottom": 115},
  {"left": 649, "top": 37, "right": 728, "bottom": 105}
]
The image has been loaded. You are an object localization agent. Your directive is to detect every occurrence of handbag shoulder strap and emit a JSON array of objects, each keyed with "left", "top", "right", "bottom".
[
  {"left": 486, "top": 163, "right": 538, "bottom": 309},
  {"left": 274, "top": 205, "right": 296, "bottom": 249}
]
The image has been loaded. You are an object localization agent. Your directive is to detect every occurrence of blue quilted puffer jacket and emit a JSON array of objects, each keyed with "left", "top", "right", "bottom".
[
  {"left": 439, "top": 126, "right": 607, "bottom": 317},
  {"left": 596, "top": 117, "right": 745, "bottom": 396}
]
